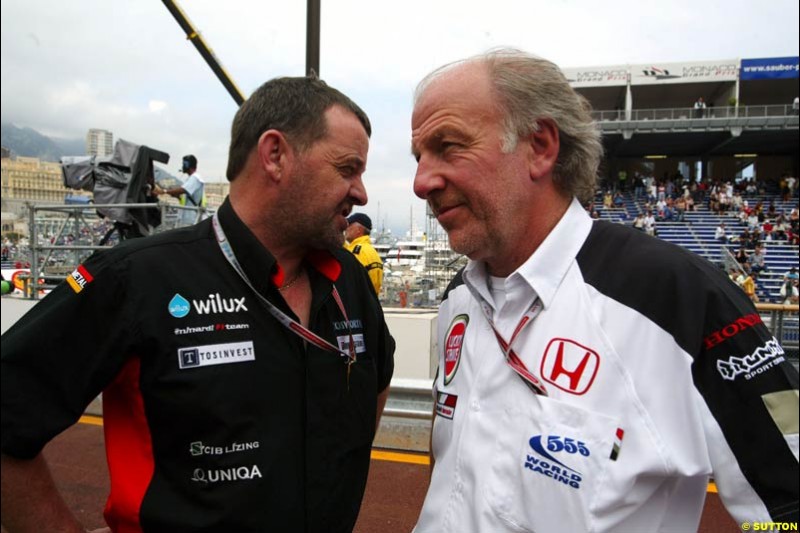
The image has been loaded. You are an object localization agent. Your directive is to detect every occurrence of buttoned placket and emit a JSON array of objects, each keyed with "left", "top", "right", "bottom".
[
  {"left": 464, "top": 265, "right": 547, "bottom": 394},
  {"left": 440, "top": 269, "right": 545, "bottom": 532}
]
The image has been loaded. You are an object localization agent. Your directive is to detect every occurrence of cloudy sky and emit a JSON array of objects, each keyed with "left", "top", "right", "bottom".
[{"left": 2, "top": 0, "right": 798, "bottom": 234}]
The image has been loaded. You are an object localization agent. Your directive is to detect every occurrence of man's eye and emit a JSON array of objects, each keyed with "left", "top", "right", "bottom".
[{"left": 441, "top": 140, "right": 466, "bottom": 155}]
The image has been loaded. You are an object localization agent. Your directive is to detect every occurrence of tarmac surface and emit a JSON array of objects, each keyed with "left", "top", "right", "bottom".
[{"left": 5, "top": 417, "right": 741, "bottom": 533}]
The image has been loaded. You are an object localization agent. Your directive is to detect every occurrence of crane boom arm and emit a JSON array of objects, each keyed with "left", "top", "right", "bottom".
[{"left": 161, "top": 0, "right": 245, "bottom": 106}]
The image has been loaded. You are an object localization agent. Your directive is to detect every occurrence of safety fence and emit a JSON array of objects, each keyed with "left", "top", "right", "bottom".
[
  {"left": 591, "top": 103, "right": 799, "bottom": 122},
  {"left": 16, "top": 202, "right": 208, "bottom": 299}
]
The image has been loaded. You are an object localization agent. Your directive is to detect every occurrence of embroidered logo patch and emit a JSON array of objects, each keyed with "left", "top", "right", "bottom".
[
  {"left": 540, "top": 338, "right": 600, "bottom": 395},
  {"left": 337, "top": 333, "right": 366, "bottom": 354},
  {"left": 444, "top": 314, "right": 468, "bottom": 385},
  {"left": 525, "top": 434, "right": 590, "bottom": 489},
  {"left": 435, "top": 391, "right": 458, "bottom": 419},
  {"left": 717, "top": 337, "right": 785, "bottom": 381},
  {"left": 178, "top": 341, "right": 255, "bottom": 369},
  {"left": 66, "top": 265, "right": 93, "bottom": 294},
  {"left": 173, "top": 323, "right": 251, "bottom": 336},
  {"left": 609, "top": 428, "right": 625, "bottom": 461},
  {"left": 704, "top": 313, "right": 763, "bottom": 350},
  {"left": 168, "top": 293, "right": 248, "bottom": 318},
  {"left": 169, "top": 294, "right": 191, "bottom": 318}
]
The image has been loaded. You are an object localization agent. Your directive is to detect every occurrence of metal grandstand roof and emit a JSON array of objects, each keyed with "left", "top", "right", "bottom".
[{"left": 603, "top": 127, "right": 799, "bottom": 157}]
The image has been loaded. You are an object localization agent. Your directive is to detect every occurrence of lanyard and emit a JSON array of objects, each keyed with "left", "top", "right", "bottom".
[
  {"left": 212, "top": 213, "right": 357, "bottom": 368},
  {"left": 465, "top": 280, "right": 548, "bottom": 396}
]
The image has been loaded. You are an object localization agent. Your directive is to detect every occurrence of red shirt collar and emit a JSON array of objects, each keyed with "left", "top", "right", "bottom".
[{"left": 269, "top": 250, "right": 342, "bottom": 287}]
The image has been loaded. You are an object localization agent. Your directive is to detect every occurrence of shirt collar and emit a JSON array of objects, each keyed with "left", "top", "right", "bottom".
[
  {"left": 464, "top": 198, "right": 592, "bottom": 309},
  {"left": 215, "top": 198, "right": 342, "bottom": 296}
]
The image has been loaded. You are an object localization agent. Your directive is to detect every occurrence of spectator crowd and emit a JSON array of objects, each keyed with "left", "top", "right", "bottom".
[{"left": 589, "top": 172, "right": 799, "bottom": 304}]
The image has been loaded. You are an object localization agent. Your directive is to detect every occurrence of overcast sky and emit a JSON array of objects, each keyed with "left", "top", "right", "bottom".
[{"left": 2, "top": 0, "right": 798, "bottom": 234}]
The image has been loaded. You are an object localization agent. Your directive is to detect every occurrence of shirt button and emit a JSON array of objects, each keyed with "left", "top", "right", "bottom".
[{"left": 470, "top": 400, "right": 480, "bottom": 411}]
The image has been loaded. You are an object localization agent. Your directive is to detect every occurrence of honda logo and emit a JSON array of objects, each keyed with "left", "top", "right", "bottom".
[{"left": 540, "top": 338, "right": 600, "bottom": 395}]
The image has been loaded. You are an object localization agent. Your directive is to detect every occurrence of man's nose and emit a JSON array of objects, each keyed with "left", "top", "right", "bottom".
[
  {"left": 350, "top": 174, "right": 368, "bottom": 206},
  {"left": 413, "top": 156, "right": 446, "bottom": 200}
]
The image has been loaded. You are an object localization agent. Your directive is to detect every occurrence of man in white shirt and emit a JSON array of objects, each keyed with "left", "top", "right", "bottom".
[
  {"left": 749, "top": 244, "right": 767, "bottom": 274},
  {"left": 780, "top": 279, "right": 799, "bottom": 305},
  {"left": 156, "top": 154, "right": 206, "bottom": 225},
  {"left": 694, "top": 96, "right": 707, "bottom": 118},
  {"left": 410, "top": 48, "right": 798, "bottom": 533},
  {"left": 643, "top": 211, "right": 656, "bottom": 236},
  {"left": 715, "top": 222, "right": 728, "bottom": 243}
]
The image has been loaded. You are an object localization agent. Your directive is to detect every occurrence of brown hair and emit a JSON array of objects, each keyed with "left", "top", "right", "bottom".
[{"left": 226, "top": 76, "right": 371, "bottom": 181}]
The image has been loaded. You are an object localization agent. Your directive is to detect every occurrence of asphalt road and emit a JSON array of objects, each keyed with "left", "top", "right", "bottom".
[{"left": 2, "top": 419, "right": 741, "bottom": 532}]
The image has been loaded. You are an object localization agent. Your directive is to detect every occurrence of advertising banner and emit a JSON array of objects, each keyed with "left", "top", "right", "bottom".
[
  {"left": 741, "top": 57, "right": 799, "bottom": 80},
  {"left": 630, "top": 60, "right": 738, "bottom": 85},
  {"left": 563, "top": 65, "right": 629, "bottom": 87}
]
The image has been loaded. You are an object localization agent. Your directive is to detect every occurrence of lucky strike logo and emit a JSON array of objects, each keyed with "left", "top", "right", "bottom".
[{"left": 444, "top": 314, "right": 468, "bottom": 385}]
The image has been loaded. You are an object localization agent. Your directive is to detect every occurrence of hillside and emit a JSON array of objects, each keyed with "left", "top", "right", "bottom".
[{"left": 0, "top": 123, "right": 85, "bottom": 161}]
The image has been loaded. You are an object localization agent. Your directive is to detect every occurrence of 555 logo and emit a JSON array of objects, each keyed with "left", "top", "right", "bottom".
[{"left": 524, "top": 434, "right": 591, "bottom": 489}]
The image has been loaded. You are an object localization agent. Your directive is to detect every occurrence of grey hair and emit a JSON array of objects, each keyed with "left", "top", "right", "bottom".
[{"left": 415, "top": 48, "right": 602, "bottom": 204}]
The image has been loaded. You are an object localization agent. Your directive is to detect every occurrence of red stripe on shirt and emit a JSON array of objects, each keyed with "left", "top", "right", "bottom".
[{"left": 102, "top": 357, "right": 153, "bottom": 533}]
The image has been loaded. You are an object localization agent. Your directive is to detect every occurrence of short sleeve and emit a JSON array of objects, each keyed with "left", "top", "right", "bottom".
[{"left": 1, "top": 250, "right": 137, "bottom": 458}]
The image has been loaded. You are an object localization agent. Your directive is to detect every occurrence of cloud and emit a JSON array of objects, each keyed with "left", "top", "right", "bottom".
[
  {"left": 2, "top": 0, "right": 798, "bottom": 233},
  {"left": 149, "top": 100, "right": 168, "bottom": 113}
]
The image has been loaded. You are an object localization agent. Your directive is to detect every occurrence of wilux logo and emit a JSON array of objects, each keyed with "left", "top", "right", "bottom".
[
  {"left": 192, "top": 293, "right": 248, "bottom": 315},
  {"left": 169, "top": 293, "right": 248, "bottom": 318}
]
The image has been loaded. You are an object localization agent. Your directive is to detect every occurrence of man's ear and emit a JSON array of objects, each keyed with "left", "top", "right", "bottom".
[
  {"left": 257, "top": 130, "right": 290, "bottom": 183},
  {"left": 526, "top": 119, "right": 560, "bottom": 181}
]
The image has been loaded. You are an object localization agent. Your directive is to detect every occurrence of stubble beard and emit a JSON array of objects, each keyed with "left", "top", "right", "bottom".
[
  {"left": 310, "top": 220, "right": 346, "bottom": 250},
  {"left": 446, "top": 225, "right": 489, "bottom": 260},
  {"left": 277, "top": 170, "right": 346, "bottom": 251},
  {"left": 431, "top": 198, "right": 496, "bottom": 261}
]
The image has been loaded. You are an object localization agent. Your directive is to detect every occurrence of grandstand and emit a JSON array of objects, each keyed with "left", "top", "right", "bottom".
[
  {"left": 592, "top": 191, "right": 798, "bottom": 303},
  {"left": 564, "top": 55, "right": 798, "bottom": 304}
]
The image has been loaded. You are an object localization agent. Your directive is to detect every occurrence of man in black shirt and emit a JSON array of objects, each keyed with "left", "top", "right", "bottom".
[{"left": 1, "top": 76, "right": 395, "bottom": 533}]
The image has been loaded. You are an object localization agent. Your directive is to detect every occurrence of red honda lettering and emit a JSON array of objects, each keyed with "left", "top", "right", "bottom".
[
  {"left": 722, "top": 324, "right": 740, "bottom": 338},
  {"left": 704, "top": 313, "right": 763, "bottom": 350}
]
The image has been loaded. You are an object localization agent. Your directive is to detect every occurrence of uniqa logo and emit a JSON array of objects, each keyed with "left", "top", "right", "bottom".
[
  {"left": 191, "top": 464, "right": 263, "bottom": 483},
  {"left": 169, "top": 294, "right": 191, "bottom": 318}
]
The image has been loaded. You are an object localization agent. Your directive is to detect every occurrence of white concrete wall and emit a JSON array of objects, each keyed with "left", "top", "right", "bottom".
[
  {"left": 384, "top": 308, "right": 438, "bottom": 380},
  {"left": 1, "top": 297, "right": 38, "bottom": 334}
]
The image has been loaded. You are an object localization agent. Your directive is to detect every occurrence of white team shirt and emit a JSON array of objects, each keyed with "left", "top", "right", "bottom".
[{"left": 415, "top": 199, "right": 798, "bottom": 532}]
